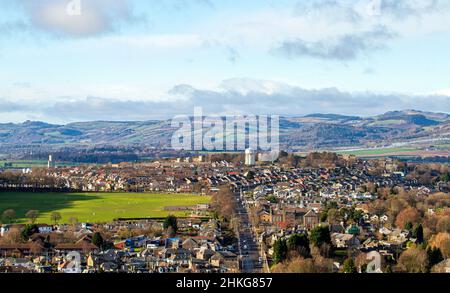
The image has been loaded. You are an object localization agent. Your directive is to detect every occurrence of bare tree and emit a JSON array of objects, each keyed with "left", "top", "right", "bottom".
[
  {"left": 396, "top": 248, "right": 428, "bottom": 273},
  {"left": 2, "top": 209, "right": 16, "bottom": 224},
  {"left": 25, "top": 210, "right": 39, "bottom": 224},
  {"left": 68, "top": 217, "right": 79, "bottom": 227},
  {"left": 0, "top": 228, "right": 21, "bottom": 244},
  {"left": 395, "top": 207, "right": 420, "bottom": 229},
  {"left": 50, "top": 212, "right": 62, "bottom": 225},
  {"left": 429, "top": 232, "right": 450, "bottom": 258}
]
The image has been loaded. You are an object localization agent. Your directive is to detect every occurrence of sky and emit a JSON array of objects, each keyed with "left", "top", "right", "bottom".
[{"left": 0, "top": 0, "right": 450, "bottom": 123}]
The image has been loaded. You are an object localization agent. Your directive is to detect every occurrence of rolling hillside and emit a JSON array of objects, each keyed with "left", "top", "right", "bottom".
[{"left": 0, "top": 110, "right": 448, "bottom": 151}]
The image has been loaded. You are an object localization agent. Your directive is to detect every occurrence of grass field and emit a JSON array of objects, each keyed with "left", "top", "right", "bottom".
[
  {"left": 0, "top": 192, "right": 211, "bottom": 224},
  {"left": 336, "top": 147, "right": 417, "bottom": 156},
  {"left": 0, "top": 160, "right": 48, "bottom": 168},
  {"left": 436, "top": 143, "right": 450, "bottom": 150},
  {"left": 0, "top": 160, "right": 84, "bottom": 168}
]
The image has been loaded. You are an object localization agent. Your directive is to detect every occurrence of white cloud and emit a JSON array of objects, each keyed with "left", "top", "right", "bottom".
[
  {"left": 200, "top": 1, "right": 450, "bottom": 61},
  {"left": 274, "top": 26, "right": 396, "bottom": 61},
  {"left": 14, "top": 0, "right": 143, "bottom": 37},
  {"left": 2, "top": 79, "right": 449, "bottom": 122},
  {"left": 429, "top": 89, "right": 450, "bottom": 97}
]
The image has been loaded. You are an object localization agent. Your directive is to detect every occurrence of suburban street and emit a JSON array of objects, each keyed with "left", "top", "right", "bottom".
[{"left": 234, "top": 191, "right": 263, "bottom": 273}]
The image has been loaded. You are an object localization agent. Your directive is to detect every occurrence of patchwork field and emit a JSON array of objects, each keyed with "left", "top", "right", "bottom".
[{"left": 0, "top": 192, "right": 211, "bottom": 224}]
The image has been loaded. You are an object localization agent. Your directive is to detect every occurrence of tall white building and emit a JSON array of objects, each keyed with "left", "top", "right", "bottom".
[
  {"left": 245, "top": 148, "right": 256, "bottom": 166},
  {"left": 48, "top": 155, "right": 56, "bottom": 169}
]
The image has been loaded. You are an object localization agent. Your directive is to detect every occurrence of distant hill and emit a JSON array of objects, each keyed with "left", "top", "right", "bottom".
[
  {"left": 0, "top": 110, "right": 448, "bottom": 151},
  {"left": 303, "top": 113, "right": 361, "bottom": 121}
]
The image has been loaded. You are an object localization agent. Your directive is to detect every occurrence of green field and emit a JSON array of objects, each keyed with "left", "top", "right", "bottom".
[
  {"left": 0, "top": 160, "right": 84, "bottom": 168},
  {"left": 0, "top": 160, "right": 48, "bottom": 168},
  {"left": 0, "top": 192, "right": 211, "bottom": 224},
  {"left": 436, "top": 143, "right": 450, "bottom": 150},
  {"left": 336, "top": 147, "right": 417, "bottom": 156}
]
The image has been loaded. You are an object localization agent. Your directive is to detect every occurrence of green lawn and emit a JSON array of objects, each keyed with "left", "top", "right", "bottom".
[{"left": 0, "top": 192, "right": 210, "bottom": 224}]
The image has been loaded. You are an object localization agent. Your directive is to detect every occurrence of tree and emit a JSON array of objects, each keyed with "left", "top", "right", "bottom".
[
  {"left": 163, "top": 215, "right": 178, "bottom": 233},
  {"left": 2, "top": 209, "right": 16, "bottom": 223},
  {"left": 427, "top": 247, "right": 444, "bottom": 268},
  {"left": 25, "top": 210, "right": 39, "bottom": 224},
  {"left": 310, "top": 226, "right": 331, "bottom": 248},
  {"left": 211, "top": 187, "right": 236, "bottom": 221},
  {"left": 396, "top": 248, "right": 428, "bottom": 273},
  {"left": 287, "top": 234, "right": 310, "bottom": 258},
  {"left": 350, "top": 209, "right": 364, "bottom": 223},
  {"left": 436, "top": 216, "right": 450, "bottom": 233},
  {"left": 166, "top": 226, "right": 176, "bottom": 238},
  {"left": 92, "top": 232, "right": 104, "bottom": 248},
  {"left": 245, "top": 171, "right": 255, "bottom": 180},
  {"left": 273, "top": 254, "right": 334, "bottom": 273},
  {"left": 21, "top": 224, "right": 39, "bottom": 240},
  {"left": 273, "top": 238, "right": 288, "bottom": 264},
  {"left": 266, "top": 195, "right": 278, "bottom": 204},
  {"left": 50, "top": 212, "right": 62, "bottom": 225},
  {"left": 319, "top": 211, "right": 328, "bottom": 223},
  {"left": 404, "top": 222, "right": 413, "bottom": 231},
  {"left": 413, "top": 224, "right": 424, "bottom": 243},
  {"left": 68, "top": 217, "right": 79, "bottom": 226},
  {"left": 343, "top": 258, "right": 357, "bottom": 273},
  {"left": 429, "top": 232, "right": 450, "bottom": 258},
  {"left": 272, "top": 257, "right": 315, "bottom": 273},
  {"left": 395, "top": 207, "right": 420, "bottom": 229},
  {"left": 326, "top": 209, "right": 340, "bottom": 224},
  {"left": 0, "top": 227, "right": 21, "bottom": 244}
]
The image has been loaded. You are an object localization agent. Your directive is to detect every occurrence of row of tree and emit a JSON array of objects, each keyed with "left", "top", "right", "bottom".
[
  {"left": 1, "top": 209, "right": 62, "bottom": 225},
  {"left": 210, "top": 187, "right": 237, "bottom": 222}
]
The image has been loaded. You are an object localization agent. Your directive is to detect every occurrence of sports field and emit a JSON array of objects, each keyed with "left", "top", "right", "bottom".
[{"left": 0, "top": 192, "right": 211, "bottom": 224}]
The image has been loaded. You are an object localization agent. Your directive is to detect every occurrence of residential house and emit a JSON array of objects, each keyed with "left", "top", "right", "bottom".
[{"left": 331, "top": 233, "right": 360, "bottom": 248}]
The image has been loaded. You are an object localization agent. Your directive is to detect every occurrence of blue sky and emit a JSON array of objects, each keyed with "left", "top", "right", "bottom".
[{"left": 1, "top": 0, "right": 450, "bottom": 123}]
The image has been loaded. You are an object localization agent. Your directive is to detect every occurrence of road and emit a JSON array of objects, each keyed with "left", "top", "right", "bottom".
[{"left": 234, "top": 191, "right": 263, "bottom": 273}]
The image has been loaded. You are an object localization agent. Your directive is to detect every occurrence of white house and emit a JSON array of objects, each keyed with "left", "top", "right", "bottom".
[{"left": 38, "top": 225, "right": 53, "bottom": 234}]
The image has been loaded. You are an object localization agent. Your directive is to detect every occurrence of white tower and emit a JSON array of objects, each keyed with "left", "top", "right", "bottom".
[
  {"left": 245, "top": 148, "right": 256, "bottom": 166},
  {"left": 48, "top": 155, "right": 55, "bottom": 169}
]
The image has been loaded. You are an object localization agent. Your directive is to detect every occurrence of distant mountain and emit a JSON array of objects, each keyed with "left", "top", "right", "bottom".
[{"left": 0, "top": 110, "right": 448, "bottom": 151}]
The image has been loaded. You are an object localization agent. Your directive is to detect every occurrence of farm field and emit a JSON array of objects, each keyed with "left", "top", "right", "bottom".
[
  {"left": 436, "top": 143, "right": 450, "bottom": 150},
  {"left": 0, "top": 192, "right": 211, "bottom": 224},
  {"left": 337, "top": 147, "right": 450, "bottom": 158},
  {"left": 336, "top": 147, "right": 417, "bottom": 156},
  {"left": 0, "top": 160, "right": 48, "bottom": 168},
  {"left": 0, "top": 160, "right": 84, "bottom": 168}
]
